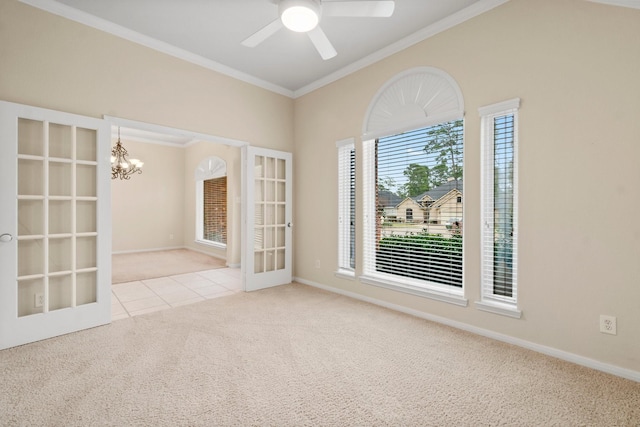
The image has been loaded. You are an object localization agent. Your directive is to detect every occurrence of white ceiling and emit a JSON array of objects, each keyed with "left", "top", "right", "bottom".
[{"left": 22, "top": 0, "right": 509, "bottom": 98}]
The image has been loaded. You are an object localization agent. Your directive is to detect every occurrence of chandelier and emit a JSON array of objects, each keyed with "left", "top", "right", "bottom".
[{"left": 111, "top": 127, "right": 143, "bottom": 180}]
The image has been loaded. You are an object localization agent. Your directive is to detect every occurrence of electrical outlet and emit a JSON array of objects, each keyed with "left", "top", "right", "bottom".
[
  {"left": 315, "top": 259, "right": 321, "bottom": 269},
  {"left": 34, "top": 293, "right": 44, "bottom": 308},
  {"left": 599, "top": 315, "right": 617, "bottom": 335},
  {"left": 169, "top": 234, "right": 174, "bottom": 240}
]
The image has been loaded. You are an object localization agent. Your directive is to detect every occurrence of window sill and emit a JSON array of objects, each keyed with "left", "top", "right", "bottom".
[
  {"left": 335, "top": 269, "right": 356, "bottom": 281},
  {"left": 360, "top": 274, "right": 467, "bottom": 307},
  {"left": 194, "top": 239, "right": 226, "bottom": 250},
  {"left": 475, "top": 300, "right": 522, "bottom": 319}
]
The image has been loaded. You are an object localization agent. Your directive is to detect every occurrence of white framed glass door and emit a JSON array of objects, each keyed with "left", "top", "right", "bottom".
[
  {"left": 0, "top": 101, "right": 111, "bottom": 350},
  {"left": 242, "top": 146, "right": 292, "bottom": 291}
]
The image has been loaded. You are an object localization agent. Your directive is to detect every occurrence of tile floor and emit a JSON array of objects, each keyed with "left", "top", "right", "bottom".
[{"left": 111, "top": 267, "right": 242, "bottom": 321}]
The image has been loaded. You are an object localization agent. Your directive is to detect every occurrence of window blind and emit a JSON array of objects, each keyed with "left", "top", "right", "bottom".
[
  {"left": 203, "top": 176, "right": 227, "bottom": 244},
  {"left": 337, "top": 140, "right": 356, "bottom": 271},
  {"left": 480, "top": 99, "right": 519, "bottom": 305},
  {"left": 363, "top": 120, "right": 464, "bottom": 289}
]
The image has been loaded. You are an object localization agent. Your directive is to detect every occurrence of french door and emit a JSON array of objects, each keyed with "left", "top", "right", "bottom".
[
  {"left": 0, "top": 101, "right": 111, "bottom": 350},
  {"left": 242, "top": 147, "right": 292, "bottom": 291}
]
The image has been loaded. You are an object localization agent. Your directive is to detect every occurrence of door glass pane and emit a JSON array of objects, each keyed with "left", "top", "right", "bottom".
[
  {"left": 76, "top": 236, "right": 97, "bottom": 269},
  {"left": 254, "top": 156, "right": 264, "bottom": 178},
  {"left": 265, "top": 250, "right": 275, "bottom": 272},
  {"left": 18, "top": 278, "right": 44, "bottom": 317},
  {"left": 76, "top": 164, "right": 96, "bottom": 197},
  {"left": 266, "top": 157, "right": 275, "bottom": 179},
  {"left": 277, "top": 249, "right": 285, "bottom": 270},
  {"left": 18, "top": 200, "right": 43, "bottom": 236},
  {"left": 18, "top": 239, "right": 43, "bottom": 276},
  {"left": 49, "top": 162, "right": 72, "bottom": 197},
  {"left": 76, "top": 127, "right": 97, "bottom": 162},
  {"left": 49, "top": 200, "right": 72, "bottom": 234},
  {"left": 276, "top": 205, "right": 285, "bottom": 225},
  {"left": 254, "top": 228, "right": 264, "bottom": 250},
  {"left": 277, "top": 182, "right": 285, "bottom": 202},
  {"left": 254, "top": 252, "right": 264, "bottom": 274},
  {"left": 265, "top": 181, "right": 275, "bottom": 202},
  {"left": 49, "top": 123, "right": 72, "bottom": 159},
  {"left": 265, "top": 227, "right": 275, "bottom": 249},
  {"left": 49, "top": 238, "right": 72, "bottom": 273},
  {"left": 265, "top": 204, "right": 275, "bottom": 226},
  {"left": 277, "top": 159, "right": 286, "bottom": 180},
  {"left": 18, "top": 159, "right": 43, "bottom": 196},
  {"left": 76, "top": 271, "right": 97, "bottom": 305},
  {"left": 76, "top": 201, "right": 96, "bottom": 233},
  {"left": 276, "top": 226, "right": 285, "bottom": 247},
  {"left": 254, "top": 204, "right": 264, "bottom": 226},
  {"left": 49, "top": 275, "right": 73, "bottom": 311},
  {"left": 18, "top": 118, "right": 43, "bottom": 156}
]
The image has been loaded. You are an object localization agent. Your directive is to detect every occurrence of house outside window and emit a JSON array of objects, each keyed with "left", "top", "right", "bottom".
[
  {"left": 195, "top": 156, "right": 227, "bottom": 248},
  {"left": 477, "top": 98, "right": 521, "bottom": 318}
]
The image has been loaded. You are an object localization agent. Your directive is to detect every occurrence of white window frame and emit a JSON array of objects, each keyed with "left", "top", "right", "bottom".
[
  {"left": 359, "top": 67, "right": 467, "bottom": 306},
  {"left": 361, "top": 136, "right": 466, "bottom": 307},
  {"left": 195, "top": 156, "right": 227, "bottom": 249},
  {"left": 336, "top": 138, "right": 356, "bottom": 279},
  {"left": 476, "top": 98, "right": 521, "bottom": 318}
]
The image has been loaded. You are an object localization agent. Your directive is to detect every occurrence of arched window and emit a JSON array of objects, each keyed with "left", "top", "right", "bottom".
[
  {"left": 195, "top": 157, "right": 227, "bottom": 247},
  {"left": 361, "top": 67, "right": 466, "bottom": 305}
]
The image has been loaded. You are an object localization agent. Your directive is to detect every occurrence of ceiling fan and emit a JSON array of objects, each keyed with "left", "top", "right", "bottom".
[{"left": 241, "top": 0, "right": 395, "bottom": 60}]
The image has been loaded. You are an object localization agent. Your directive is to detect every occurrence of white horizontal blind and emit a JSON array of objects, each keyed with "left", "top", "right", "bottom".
[
  {"left": 203, "top": 176, "right": 227, "bottom": 244},
  {"left": 337, "top": 139, "right": 355, "bottom": 271},
  {"left": 480, "top": 99, "right": 519, "bottom": 305},
  {"left": 363, "top": 120, "right": 464, "bottom": 289}
]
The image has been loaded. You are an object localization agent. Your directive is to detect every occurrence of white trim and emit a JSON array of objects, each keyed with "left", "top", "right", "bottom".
[
  {"left": 586, "top": 0, "right": 640, "bottom": 10},
  {"left": 103, "top": 116, "right": 250, "bottom": 148},
  {"left": 111, "top": 245, "right": 184, "bottom": 255},
  {"left": 334, "top": 269, "right": 356, "bottom": 281},
  {"left": 293, "top": 0, "right": 510, "bottom": 98},
  {"left": 478, "top": 98, "right": 521, "bottom": 116},
  {"left": 475, "top": 300, "right": 522, "bottom": 319},
  {"left": 360, "top": 275, "right": 468, "bottom": 307},
  {"left": 194, "top": 239, "right": 227, "bottom": 250},
  {"left": 362, "top": 67, "right": 464, "bottom": 140},
  {"left": 293, "top": 277, "right": 640, "bottom": 383},
  {"left": 19, "top": 0, "right": 294, "bottom": 98},
  {"left": 335, "top": 137, "right": 355, "bottom": 148}
]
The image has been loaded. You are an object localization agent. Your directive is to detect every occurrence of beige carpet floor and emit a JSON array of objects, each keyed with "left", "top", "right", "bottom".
[
  {"left": 112, "top": 248, "right": 226, "bottom": 284},
  {"left": 1, "top": 283, "right": 639, "bottom": 426}
]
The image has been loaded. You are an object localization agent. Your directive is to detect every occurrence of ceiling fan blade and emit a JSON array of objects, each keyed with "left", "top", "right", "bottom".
[
  {"left": 307, "top": 26, "right": 337, "bottom": 60},
  {"left": 323, "top": 1, "right": 395, "bottom": 17},
  {"left": 241, "top": 18, "right": 283, "bottom": 48}
]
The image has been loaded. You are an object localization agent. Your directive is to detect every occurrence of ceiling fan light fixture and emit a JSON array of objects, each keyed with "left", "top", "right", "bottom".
[{"left": 279, "top": 0, "right": 320, "bottom": 32}]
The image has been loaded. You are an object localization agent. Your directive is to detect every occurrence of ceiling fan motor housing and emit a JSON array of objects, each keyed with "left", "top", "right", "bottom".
[{"left": 279, "top": 0, "right": 323, "bottom": 32}]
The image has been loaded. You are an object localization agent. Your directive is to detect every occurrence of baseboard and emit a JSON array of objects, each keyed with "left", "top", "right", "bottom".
[
  {"left": 294, "top": 276, "right": 640, "bottom": 383},
  {"left": 112, "top": 246, "right": 185, "bottom": 255}
]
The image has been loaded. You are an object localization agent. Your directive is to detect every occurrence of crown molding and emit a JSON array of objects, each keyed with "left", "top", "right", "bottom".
[{"left": 586, "top": 0, "right": 640, "bottom": 9}]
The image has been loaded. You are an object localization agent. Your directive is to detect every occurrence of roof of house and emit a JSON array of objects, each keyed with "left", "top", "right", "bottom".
[
  {"left": 413, "top": 179, "right": 463, "bottom": 204},
  {"left": 378, "top": 190, "right": 403, "bottom": 207}
]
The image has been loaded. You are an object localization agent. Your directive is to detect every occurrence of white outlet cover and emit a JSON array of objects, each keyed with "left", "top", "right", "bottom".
[{"left": 599, "top": 315, "right": 617, "bottom": 335}]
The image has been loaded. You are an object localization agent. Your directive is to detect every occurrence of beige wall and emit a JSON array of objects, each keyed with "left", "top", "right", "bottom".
[
  {"left": 111, "top": 139, "right": 185, "bottom": 253},
  {"left": 293, "top": 0, "right": 640, "bottom": 373}
]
